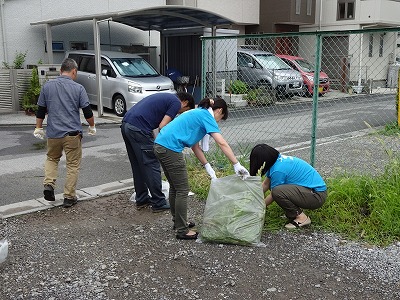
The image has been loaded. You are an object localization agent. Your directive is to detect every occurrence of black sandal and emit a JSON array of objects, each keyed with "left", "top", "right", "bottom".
[{"left": 176, "top": 231, "right": 198, "bottom": 240}]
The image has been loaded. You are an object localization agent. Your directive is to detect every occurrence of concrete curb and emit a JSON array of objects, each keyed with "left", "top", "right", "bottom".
[{"left": 0, "top": 179, "right": 134, "bottom": 219}]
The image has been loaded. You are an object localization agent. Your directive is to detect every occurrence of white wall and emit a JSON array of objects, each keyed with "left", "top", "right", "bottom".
[
  {"left": 0, "top": 0, "right": 259, "bottom": 68},
  {"left": 0, "top": 0, "right": 166, "bottom": 67},
  {"left": 310, "top": 0, "right": 400, "bottom": 31},
  {"left": 359, "top": 0, "right": 400, "bottom": 26}
]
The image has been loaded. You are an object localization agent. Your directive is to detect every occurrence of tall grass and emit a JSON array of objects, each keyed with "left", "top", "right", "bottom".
[{"left": 310, "top": 155, "right": 400, "bottom": 245}]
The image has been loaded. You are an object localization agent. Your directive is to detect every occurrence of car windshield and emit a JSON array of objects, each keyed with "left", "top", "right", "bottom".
[
  {"left": 111, "top": 58, "right": 159, "bottom": 77},
  {"left": 254, "top": 54, "right": 291, "bottom": 70},
  {"left": 295, "top": 59, "right": 315, "bottom": 73}
]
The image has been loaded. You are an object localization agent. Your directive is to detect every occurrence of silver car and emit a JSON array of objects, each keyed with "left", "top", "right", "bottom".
[
  {"left": 237, "top": 49, "right": 303, "bottom": 97},
  {"left": 66, "top": 50, "right": 175, "bottom": 117}
]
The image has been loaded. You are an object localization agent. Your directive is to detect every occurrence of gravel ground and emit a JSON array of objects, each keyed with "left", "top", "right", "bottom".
[
  {"left": 1, "top": 191, "right": 400, "bottom": 300},
  {"left": 1, "top": 134, "right": 400, "bottom": 300}
]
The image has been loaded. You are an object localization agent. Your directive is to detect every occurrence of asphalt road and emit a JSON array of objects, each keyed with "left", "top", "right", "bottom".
[
  {"left": 0, "top": 123, "right": 131, "bottom": 207},
  {"left": 0, "top": 92, "right": 396, "bottom": 207}
]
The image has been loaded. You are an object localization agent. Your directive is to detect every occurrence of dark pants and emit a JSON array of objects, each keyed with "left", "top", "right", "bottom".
[
  {"left": 154, "top": 144, "right": 190, "bottom": 235},
  {"left": 121, "top": 122, "right": 166, "bottom": 208},
  {"left": 271, "top": 184, "right": 327, "bottom": 219}
]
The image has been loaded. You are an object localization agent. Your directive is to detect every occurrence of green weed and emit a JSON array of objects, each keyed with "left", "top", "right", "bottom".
[{"left": 185, "top": 141, "right": 400, "bottom": 246}]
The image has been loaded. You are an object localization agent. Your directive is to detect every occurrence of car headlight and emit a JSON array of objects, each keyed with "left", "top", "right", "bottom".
[{"left": 128, "top": 81, "right": 143, "bottom": 93}]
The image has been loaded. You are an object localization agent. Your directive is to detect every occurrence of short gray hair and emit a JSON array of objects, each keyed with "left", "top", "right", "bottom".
[{"left": 61, "top": 58, "right": 78, "bottom": 72}]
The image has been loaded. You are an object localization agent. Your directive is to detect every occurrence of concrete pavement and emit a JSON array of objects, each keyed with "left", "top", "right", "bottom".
[{"left": 0, "top": 109, "right": 135, "bottom": 219}]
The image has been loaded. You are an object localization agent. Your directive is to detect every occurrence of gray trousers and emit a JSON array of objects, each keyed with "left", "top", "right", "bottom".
[
  {"left": 271, "top": 184, "right": 327, "bottom": 219},
  {"left": 121, "top": 122, "right": 167, "bottom": 208},
  {"left": 154, "top": 144, "right": 190, "bottom": 235}
]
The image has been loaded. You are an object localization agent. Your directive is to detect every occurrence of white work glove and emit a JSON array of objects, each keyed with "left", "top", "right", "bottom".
[
  {"left": 233, "top": 162, "right": 250, "bottom": 179},
  {"left": 88, "top": 125, "right": 96, "bottom": 136},
  {"left": 33, "top": 127, "right": 45, "bottom": 139},
  {"left": 204, "top": 163, "right": 217, "bottom": 180}
]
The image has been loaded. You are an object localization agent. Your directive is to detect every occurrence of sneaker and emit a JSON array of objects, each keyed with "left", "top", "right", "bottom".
[
  {"left": 43, "top": 185, "right": 55, "bottom": 201},
  {"left": 63, "top": 197, "right": 78, "bottom": 208},
  {"left": 151, "top": 203, "right": 170, "bottom": 213},
  {"left": 136, "top": 202, "right": 150, "bottom": 210}
]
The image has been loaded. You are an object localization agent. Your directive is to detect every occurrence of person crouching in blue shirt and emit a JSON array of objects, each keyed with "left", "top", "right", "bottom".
[{"left": 249, "top": 144, "right": 327, "bottom": 229}]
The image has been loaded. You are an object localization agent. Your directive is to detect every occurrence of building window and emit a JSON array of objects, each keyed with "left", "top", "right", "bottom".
[
  {"left": 296, "top": 0, "right": 301, "bottom": 15},
  {"left": 379, "top": 34, "right": 384, "bottom": 57},
  {"left": 70, "top": 42, "right": 88, "bottom": 51},
  {"left": 337, "top": 0, "right": 355, "bottom": 20},
  {"left": 307, "top": 0, "right": 312, "bottom": 15},
  {"left": 368, "top": 34, "right": 373, "bottom": 57}
]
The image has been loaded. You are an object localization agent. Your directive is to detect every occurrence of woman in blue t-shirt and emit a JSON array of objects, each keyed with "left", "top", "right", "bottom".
[
  {"left": 249, "top": 144, "right": 327, "bottom": 229},
  {"left": 154, "top": 97, "right": 249, "bottom": 240}
]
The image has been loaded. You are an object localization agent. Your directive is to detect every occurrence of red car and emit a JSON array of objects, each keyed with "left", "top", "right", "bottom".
[{"left": 277, "top": 54, "right": 330, "bottom": 96}]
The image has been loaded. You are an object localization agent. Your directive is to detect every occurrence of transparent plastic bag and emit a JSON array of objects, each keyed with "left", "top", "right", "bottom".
[{"left": 199, "top": 175, "right": 266, "bottom": 246}]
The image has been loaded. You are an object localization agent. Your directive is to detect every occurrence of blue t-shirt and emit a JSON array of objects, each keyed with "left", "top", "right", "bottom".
[
  {"left": 122, "top": 93, "right": 181, "bottom": 134},
  {"left": 37, "top": 75, "right": 90, "bottom": 138},
  {"left": 267, "top": 154, "right": 327, "bottom": 192},
  {"left": 155, "top": 108, "right": 220, "bottom": 153}
]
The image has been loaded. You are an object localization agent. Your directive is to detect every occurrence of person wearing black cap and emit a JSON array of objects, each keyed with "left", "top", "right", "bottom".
[{"left": 249, "top": 144, "right": 327, "bottom": 229}]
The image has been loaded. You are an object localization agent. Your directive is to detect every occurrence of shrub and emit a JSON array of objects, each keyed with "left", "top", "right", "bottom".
[
  {"left": 244, "top": 87, "right": 276, "bottom": 106},
  {"left": 2, "top": 51, "right": 27, "bottom": 69},
  {"left": 228, "top": 80, "right": 248, "bottom": 94},
  {"left": 22, "top": 67, "right": 41, "bottom": 112}
]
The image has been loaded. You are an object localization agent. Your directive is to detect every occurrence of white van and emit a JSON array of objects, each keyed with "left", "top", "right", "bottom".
[{"left": 66, "top": 50, "right": 175, "bottom": 116}]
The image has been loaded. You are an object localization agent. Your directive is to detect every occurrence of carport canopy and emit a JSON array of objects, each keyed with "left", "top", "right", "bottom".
[
  {"left": 30, "top": 5, "right": 238, "bottom": 116},
  {"left": 31, "top": 5, "right": 236, "bottom": 30}
]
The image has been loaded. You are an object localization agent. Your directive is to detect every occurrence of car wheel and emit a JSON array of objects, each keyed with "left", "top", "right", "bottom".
[{"left": 113, "top": 95, "right": 126, "bottom": 117}]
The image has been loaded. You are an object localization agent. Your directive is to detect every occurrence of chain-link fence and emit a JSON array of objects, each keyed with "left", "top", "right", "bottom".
[{"left": 200, "top": 27, "right": 400, "bottom": 176}]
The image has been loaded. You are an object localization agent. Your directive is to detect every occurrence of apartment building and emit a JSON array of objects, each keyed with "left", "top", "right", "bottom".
[{"left": 246, "top": 0, "right": 400, "bottom": 88}]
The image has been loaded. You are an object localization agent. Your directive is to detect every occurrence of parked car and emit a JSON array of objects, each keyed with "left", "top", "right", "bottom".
[
  {"left": 66, "top": 50, "right": 175, "bottom": 117},
  {"left": 277, "top": 54, "right": 330, "bottom": 97},
  {"left": 237, "top": 49, "right": 303, "bottom": 97}
]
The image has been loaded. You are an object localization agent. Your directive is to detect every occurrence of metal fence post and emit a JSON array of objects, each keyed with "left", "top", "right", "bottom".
[
  {"left": 201, "top": 37, "right": 206, "bottom": 100},
  {"left": 310, "top": 33, "right": 322, "bottom": 167},
  {"left": 396, "top": 69, "right": 400, "bottom": 126}
]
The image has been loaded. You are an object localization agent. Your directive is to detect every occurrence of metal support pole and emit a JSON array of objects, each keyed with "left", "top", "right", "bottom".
[
  {"left": 45, "top": 24, "right": 53, "bottom": 64},
  {"left": 93, "top": 17, "right": 113, "bottom": 117},
  {"left": 0, "top": 0, "right": 8, "bottom": 63},
  {"left": 93, "top": 18, "right": 103, "bottom": 117}
]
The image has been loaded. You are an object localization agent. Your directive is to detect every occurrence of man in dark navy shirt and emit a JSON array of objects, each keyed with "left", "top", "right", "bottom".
[{"left": 121, "top": 92, "right": 194, "bottom": 212}]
